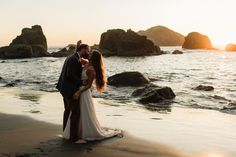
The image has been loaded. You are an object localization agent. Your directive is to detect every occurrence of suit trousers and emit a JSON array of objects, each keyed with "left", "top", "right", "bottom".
[{"left": 63, "top": 97, "right": 81, "bottom": 141}]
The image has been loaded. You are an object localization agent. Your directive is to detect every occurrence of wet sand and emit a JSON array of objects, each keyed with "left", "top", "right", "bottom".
[{"left": 0, "top": 113, "right": 188, "bottom": 157}]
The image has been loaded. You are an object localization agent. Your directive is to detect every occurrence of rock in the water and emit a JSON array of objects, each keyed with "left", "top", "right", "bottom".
[
  {"left": 51, "top": 44, "right": 76, "bottom": 57},
  {"left": 0, "top": 45, "right": 33, "bottom": 59},
  {"left": 225, "top": 44, "right": 236, "bottom": 51},
  {"left": 192, "top": 85, "right": 214, "bottom": 91},
  {"left": 99, "top": 29, "right": 162, "bottom": 56},
  {"left": 107, "top": 72, "right": 150, "bottom": 87},
  {"left": 0, "top": 25, "right": 49, "bottom": 59},
  {"left": 172, "top": 50, "right": 183, "bottom": 54},
  {"left": 132, "top": 84, "right": 176, "bottom": 104},
  {"left": 4, "top": 82, "right": 16, "bottom": 87},
  {"left": 11, "top": 25, "right": 47, "bottom": 49},
  {"left": 182, "top": 32, "right": 212, "bottom": 49},
  {"left": 91, "top": 44, "right": 99, "bottom": 50},
  {"left": 0, "top": 76, "right": 2, "bottom": 80},
  {"left": 227, "top": 102, "right": 236, "bottom": 109},
  {"left": 222, "top": 102, "right": 236, "bottom": 110},
  {"left": 138, "top": 25, "right": 185, "bottom": 46}
]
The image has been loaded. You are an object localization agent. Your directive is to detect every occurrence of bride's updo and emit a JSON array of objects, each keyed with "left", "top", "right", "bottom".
[{"left": 91, "top": 50, "right": 106, "bottom": 92}]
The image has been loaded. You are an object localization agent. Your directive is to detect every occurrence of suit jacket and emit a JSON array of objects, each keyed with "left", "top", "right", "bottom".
[{"left": 56, "top": 53, "right": 83, "bottom": 99}]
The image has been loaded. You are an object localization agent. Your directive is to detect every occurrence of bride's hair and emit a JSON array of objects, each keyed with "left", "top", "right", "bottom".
[{"left": 91, "top": 50, "right": 106, "bottom": 92}]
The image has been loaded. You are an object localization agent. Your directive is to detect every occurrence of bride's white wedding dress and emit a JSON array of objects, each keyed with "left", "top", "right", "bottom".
[{"left": 63, "top": 69, "right": 121, "bottom": 141}]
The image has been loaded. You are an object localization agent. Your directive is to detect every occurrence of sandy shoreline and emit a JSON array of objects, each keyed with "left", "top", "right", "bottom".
[
  {"left": 0, "top": 87, "right": 235, "bottom": 157},
  {"left": 0, "top": 112, "right": 189, "bottom": 157}
]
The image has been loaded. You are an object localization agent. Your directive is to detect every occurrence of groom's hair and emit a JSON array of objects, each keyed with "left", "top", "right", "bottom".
[{"left": 77, "top": 44, "right": 89, "bottom": 52}]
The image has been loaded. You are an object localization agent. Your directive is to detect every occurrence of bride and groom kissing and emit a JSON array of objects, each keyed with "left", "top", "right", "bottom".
[{"left": 56, "top": 40, "right": 121, "bottom": 143}]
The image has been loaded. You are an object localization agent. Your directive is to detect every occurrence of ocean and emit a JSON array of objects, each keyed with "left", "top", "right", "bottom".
[
  {"left": 0, "top": 47, "right": 236, "bottom": 156},
  {"left": 0, "top": 47, "right": 235, "bottom": 115}
]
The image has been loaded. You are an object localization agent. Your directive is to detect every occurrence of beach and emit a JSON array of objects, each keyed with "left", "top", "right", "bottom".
[
  {"left": 0, "top": 87, "right": 235, "bottom": 157},
  {"left": 0, "top": 113, "right": 188, "bottom": 157}
]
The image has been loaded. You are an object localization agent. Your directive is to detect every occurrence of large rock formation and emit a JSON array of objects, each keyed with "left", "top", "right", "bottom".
[
  {"left": 132, "top": 84, "right": 176, "bottom": 104},
  {"left": 0, "top": 45, "right": 33, "bottom": 59},
  {"left": 107, "top": 72, "right": 150, "bottom": 87},
  {"left": 51, "top": 44, "right": 76, "bottom": 57},
  {"left": 99, "top": 29, "right": 162, "bottom": 56},
  {"left": 10, "top": 25, "right": 47, "bottom": 49},
  {"left": 182, "top": 32, "right": 212, "bottom": 49},
  {"left": 0, "top": 25, "right": 49, "bottom": 59},
  {"left": 225, "top": 43, "right": 236, "bottom": 51},
  {"left": 138, "top": 26, "right": 185, "bottom": 46}
]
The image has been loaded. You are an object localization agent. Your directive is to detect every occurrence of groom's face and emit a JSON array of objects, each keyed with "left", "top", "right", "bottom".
[{"left": 80, "top": 47, "right": 90, "bottom": 59}]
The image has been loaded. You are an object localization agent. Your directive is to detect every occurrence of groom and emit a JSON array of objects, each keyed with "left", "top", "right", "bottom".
[{"left": 56, "top": 40, "right": 89, "bottom": 142}]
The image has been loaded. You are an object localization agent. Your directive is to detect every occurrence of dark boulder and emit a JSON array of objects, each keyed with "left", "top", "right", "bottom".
[
  {"left": 0, "top": 45, "right": 33, "bottom": 59},
  {"left": 192, "top": 85, "right": 214, "bottom": 91},
  {"left": 51, "top": 44, "right": 76, "bottom": 57},
  {"left": 172, "top": 50, "right": 183, "bottom": 54},
  {"left": 0, "top": 25, "right": 49, "bottom": 59},
  {"left": 222, "top": 102, "right": 236, "bottom": 110},
  {"left": 182, "top": 32, "right": 212, "bottom": 49},
  {"left": 4, "top": 82, "right": 16, "bottom": 87},
  {"left": 132, "top": 84, "right": 176, "bottom": 104},
  {"left": 225, "top": 44, "right": 236, "bottom": 51},
  {"left": 91, "top": 44, "right": 99, "bottom": 50},
  {"left": 99, "top": 29, "right": 162, "bottom": 56},
  {"left": 107, "top": 72, "right": 150, "bottom": 87}
]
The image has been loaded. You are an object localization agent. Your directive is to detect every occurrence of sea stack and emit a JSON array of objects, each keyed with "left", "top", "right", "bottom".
[
  {"left": 225, "top": 43, "right": 236, "bottom": 51},
  {"left": 99, "top": 29, "right": 162, "bottom": 56},
  {"left": 0, "top": 25, "right": 49, "bottom": 59},
  {"left": 182, "top": 32, "right": 212, "bottom": 49}
]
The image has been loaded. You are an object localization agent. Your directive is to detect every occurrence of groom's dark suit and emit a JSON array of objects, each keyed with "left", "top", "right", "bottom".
[{"left": 56, "top": 52, "right": 83, "bottom": 140}]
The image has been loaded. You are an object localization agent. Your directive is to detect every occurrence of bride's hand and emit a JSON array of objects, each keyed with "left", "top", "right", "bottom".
[
  {"left": 73, "top": 91, "right": 81, "bottom": 100},
  {"left": 82, "top": 80, "right": 88, "bottom": 86},
  {"left": 77, "top": 40, "right": 82, "bottom": 46}
]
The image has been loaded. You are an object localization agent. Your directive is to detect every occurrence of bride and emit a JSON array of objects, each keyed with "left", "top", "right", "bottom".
[{"left": 63, "top": 50, "right": 121, "bottom": 141}]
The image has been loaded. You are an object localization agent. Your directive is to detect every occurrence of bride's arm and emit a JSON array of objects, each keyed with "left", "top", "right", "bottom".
[{"left": 73, "top": 69, "right": 95, "bottom": 99}]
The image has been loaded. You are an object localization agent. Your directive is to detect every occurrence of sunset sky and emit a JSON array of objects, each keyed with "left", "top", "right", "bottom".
[{"left": 1, "top": 0, "right": 236, "bottom": 48}]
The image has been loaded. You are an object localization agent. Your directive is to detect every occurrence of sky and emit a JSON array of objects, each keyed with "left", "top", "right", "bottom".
[{"left": 0, "top": 0, "right": 236, "bottom": 48}]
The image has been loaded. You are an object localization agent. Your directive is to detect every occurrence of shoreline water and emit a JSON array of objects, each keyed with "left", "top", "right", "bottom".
[
  {"left": 1, "top": 51, "right": 236, "bottom": 115},
  {"left": 0, "top": 87, "right": 235, "bottom": 157}
]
